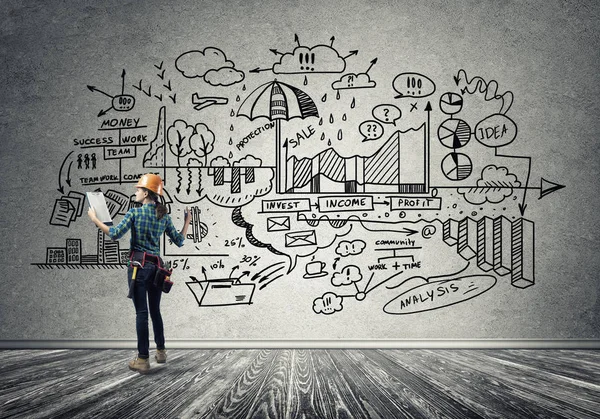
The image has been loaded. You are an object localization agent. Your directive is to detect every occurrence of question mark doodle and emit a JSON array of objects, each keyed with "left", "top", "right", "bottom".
[{"left": 372, "top": 104, "right": 402, "bottom": 125}]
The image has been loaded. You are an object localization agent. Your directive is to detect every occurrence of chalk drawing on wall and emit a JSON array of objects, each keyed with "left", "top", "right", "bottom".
[{"left": 34, "top": 35, "right": 567, "bottom": 318}]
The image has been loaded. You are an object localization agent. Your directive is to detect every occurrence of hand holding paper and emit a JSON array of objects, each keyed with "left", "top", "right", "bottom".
[
  {"left": 87, "top": 206, "right": 97, "bottom": 221},
  {"left": 86, "top": 191, "right": 113, "bottom": 225},
  {"left": 86, "top": 191, "right": 113, "bottom": 235}
]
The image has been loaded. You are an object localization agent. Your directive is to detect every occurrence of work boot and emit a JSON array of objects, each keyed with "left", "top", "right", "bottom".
[
  {"left": 128, "top": 356, "right": 150, "bottom": 374},
  {"left": 155, "top": 349, "right": 167, "bottom": 364}
]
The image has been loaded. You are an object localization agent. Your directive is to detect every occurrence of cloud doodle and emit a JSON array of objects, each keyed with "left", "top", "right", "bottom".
[
  {"left": 234, "top": 155, "right": 262, "bottom": 167},
  {"left": 313, "top": 292, "right": 343, "bottom": 315},
  {"left": 335, "top": 240, "right": 366, "bottom": 257},
  {"left": 458, "top": 165, "right": 521, "bottom": 204},
  {"left": 332, "top": 73, "right": 376, "bottom": 90},
  {"left": 273, "top": 45, "right": 346, "bottom": 74},
  {"left": 331, "top": 265, "right": 363, "bottom": 287},
  {"left": 210, "top": 156, "right": 230, "bottom": 168},
  {"left": 204, "top": 67, "right": 245, "bottom": 86},
  {"left": 175, "top": 47, "right": 244, "bottom": 86}
]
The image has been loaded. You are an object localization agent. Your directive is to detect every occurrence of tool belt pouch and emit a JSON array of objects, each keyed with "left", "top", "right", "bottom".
[
  {"left": 154, "top": 266, "right": 173, "bottom": 293},
  {"left": 162, "top": 276, "right": 174, "bottom": 293},
  {"left": 129, "top": 251, "right": 146, "bottom": 268}
]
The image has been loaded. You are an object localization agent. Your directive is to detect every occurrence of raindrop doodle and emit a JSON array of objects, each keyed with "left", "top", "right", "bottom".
[
  {"left": 336, "top": 90, "right": 340, "bottom": 100},
  {"left": 329, "top": 114, "right": 334, "bottom": 124},
  {"left": 228, "top": 151, "right": 233, "bottom": 158},
  {"left": 303, "top": 75, "right": 308, "bottom": 86},
  {"left": 327, "top": 139, "right": 332, "bottom": 146},
  {"left": 338, "top": 129, "right": 343, "bottom": 141},
  {"left": 230, "top": 124, "right": 234, "bottom": 131},
  {"left": 236, "top": 95, "right": 240, "bottom": 102},
  {"left": 351, "top": 97, "right": 356, "bottom": 108},
  {"left": 319, "top": 117, "right": 323, "bottom": 126},
  {"left": 321, "top": 94, "right": 327, "bottom": 102},
  {"left": 228, "top": 137, "right": 233, "bottom": 145},
  {"left": 242, "top": 84, "right": 246, "bottom": 91},
  {"left": 230, "top": 109, "right": 235, "bottom": 117},
  {"left": 342, "top": 113, "right": 347, "bottom": 121},
  {"left": 320, "top": 133, "right": 325, "bottom": 141}
]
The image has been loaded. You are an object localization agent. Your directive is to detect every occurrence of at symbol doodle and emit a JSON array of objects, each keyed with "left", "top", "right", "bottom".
[{"left": 421, "top": 225, "right": 436, "bottom": 239}]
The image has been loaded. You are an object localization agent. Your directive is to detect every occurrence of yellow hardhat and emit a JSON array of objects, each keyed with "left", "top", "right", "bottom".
[{"left": 136, "top": 173, "right": 164, "bottom": 196}]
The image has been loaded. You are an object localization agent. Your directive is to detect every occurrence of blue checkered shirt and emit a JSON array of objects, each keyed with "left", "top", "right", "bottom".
[{"left": 108, "top": 203, "right": 184, "bottom": 255}]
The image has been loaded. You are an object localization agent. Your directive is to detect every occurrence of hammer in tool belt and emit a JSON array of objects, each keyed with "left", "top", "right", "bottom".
[{"left": 128, "top": 261, "right": 143, "bottom": 299}]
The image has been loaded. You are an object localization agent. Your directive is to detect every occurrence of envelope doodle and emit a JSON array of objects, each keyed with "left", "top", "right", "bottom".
[
  {"left": 267, "top": 216, "right": 291, "bottom": 232},
  {"left": 285, "top": 230, "right": 317, "bottom": 247}
]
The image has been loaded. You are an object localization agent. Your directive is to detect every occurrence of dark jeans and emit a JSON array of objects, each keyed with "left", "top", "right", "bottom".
[{"left": 128, "top": 262, "right": 165, "bottom": 358}]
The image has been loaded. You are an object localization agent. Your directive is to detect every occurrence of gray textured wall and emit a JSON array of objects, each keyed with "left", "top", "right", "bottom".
[{"left": 0, "top": 0, "right": 598, "bottom": 342}]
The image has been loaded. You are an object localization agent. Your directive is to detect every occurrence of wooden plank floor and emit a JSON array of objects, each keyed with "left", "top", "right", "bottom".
[{"left": 0, "top": 350, "right": 599, "bottom": 418}]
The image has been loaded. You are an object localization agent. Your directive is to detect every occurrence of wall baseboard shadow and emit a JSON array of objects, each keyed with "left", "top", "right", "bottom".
[{"left": 1, "top": 340, "right": 600, "bottom": 349}]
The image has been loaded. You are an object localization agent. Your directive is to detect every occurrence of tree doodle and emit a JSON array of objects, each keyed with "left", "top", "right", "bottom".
[{"left": 33, "top": 33, "right": 566, "bottom": 322}]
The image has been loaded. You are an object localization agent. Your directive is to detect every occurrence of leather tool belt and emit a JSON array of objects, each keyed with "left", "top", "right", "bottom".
[
  {"left": 129, "top": 250, "right": 173, "bottom": 293},
  {"left": 129, "top": 250, "right": 162, "bottom": 268}
]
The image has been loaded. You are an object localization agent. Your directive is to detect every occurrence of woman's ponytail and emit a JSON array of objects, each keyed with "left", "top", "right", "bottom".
[
  {"left": 155, "top": 201, "right": 168, "bottom": 220},
  {"left": 146, "top": 190, "right": 168, "bottom": 220}
]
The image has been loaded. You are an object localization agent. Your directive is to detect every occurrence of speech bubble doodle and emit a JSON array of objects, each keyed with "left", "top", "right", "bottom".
[
  {"left": 112, "top": 94, "right": 135, "bottom": 112},
  {"left": 393, "top": 72, "right": 436, "bottom": 99},
  {"left": 232, "top": 199, "right": 354, "bottom": 275},
  {"left": 359, "top": 120, "right": 384, "bottom": 142},
  {"left": 373, "top": 104, "right": 402, "bottom": 125},
  {"left": 474, "top": 113, "right": 518, "bottom": 148}
]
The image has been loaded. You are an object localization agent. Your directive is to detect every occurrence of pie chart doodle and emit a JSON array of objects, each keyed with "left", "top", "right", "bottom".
[
  {"left": 439, "top": 92, "right": 463, "bottom": 115},
  {"left": 438, "top": 118, "right": 471, "bottom": 149},
  {"left": 441, "top": 152, "right": 473, "bottom": 181}
]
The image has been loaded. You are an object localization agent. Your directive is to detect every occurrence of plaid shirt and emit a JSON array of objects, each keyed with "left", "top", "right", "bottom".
[{"left": 108, "top": 202, "right": 184, "bottom": 255}]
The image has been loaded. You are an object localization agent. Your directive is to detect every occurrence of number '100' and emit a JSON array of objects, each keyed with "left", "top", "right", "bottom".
[{"left": 407, "top": 77, "right": 422, "bottom": 89}]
